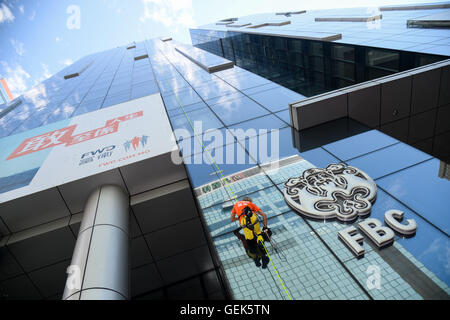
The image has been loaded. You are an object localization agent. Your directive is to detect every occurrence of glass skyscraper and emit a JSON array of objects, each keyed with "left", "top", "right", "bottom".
[{"left": 0, "top": 3, "right": 449, "bottom": 300}]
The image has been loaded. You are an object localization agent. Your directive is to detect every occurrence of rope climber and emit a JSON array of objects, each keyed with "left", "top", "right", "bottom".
[{"left": 230, "top": 196, "right": 273, "bottom": 268}]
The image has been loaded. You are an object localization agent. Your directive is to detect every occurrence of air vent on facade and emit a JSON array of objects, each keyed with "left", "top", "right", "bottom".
[{"left": 134, "top": 54, "right": 149, "bottom": 61}]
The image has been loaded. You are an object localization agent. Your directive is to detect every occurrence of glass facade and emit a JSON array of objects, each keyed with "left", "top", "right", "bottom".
[
  {"left": 190, "top": 29, "right": 447, "bottom": 97},
  {"left": 0, "top": 30, "right": 449, "bottom": 299}
]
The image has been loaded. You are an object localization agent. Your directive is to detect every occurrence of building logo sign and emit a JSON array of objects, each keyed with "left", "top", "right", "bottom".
[
  {"left": 79, "top": 145, "right": 116, "bottom": 166},
  {"left": 123, "top": 135, "right": 149, "bottom": 152},
  {"left": 284, "top": 163, "right": 377, "bottom": 222},
  {"left": 7, "top": 111, "right": 143, "bottom": 160},
  {"left": 284, "top": 163, "right": 417, "bottom": 258}
]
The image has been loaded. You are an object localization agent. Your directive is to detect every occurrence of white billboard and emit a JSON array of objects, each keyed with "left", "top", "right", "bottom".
[{"left": 0, "top": 93, "right": 177, "bottom": 203}]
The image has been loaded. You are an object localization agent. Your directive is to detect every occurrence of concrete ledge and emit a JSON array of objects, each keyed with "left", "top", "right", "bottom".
[
  {"left": 380, "top": 3, "right": 450, "bottom": 11},
  {"left": 247, "top": 20, "right": 291, "bottom": 28},
  {"left": 290, "top": 90, "right": 347, "bottom": 130},
  {"left": 192, "top": 27, "right": 342, "bottom": 41},
  {"left": 407, "top": 11, "right": 450, "bottom": 28},
  {"left": 315, "top": 14, "right": 382, "bottom": 22},
  {"left": 290, "top": 58, "right": 450, "bottom": 132}
]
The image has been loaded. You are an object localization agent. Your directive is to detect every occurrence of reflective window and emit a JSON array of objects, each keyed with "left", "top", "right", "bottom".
[
  {"left": 184, "top": 142, "right": 257, "bottom": 188},
  {"left": 170, "top": 107, "right": 223, "bottom": 140},
  {"left": 323, "top": 130, "right": 399, "bottom": 161},
  {"left": 377, "top": 158, "right": 450, "bottom": 235},
  {"left": 131, "top": 82, "right": 159, "bottom": 99},
  {"left": 228, "top": 114, "right": 288, "bottom": 141},
  {"left": 210, "top": 96, "right": 269, "bottom": 126},
  {"left": 163, "top": 87, "right": 202, "bottom": 110},
  {"left": 243, "top": 127, "right": 299, "bottom": 165},
  {"left": 332, "top": 44, "right": 355, "bottom": 62},
  {"left": 193, "top": 79, "right": 238, "bottom": 100},
  {"left": 248, "top": 86, "right": 306, "bottom": 112},
  {"left": 366, "top": 48, "right": 399, "bottom": 71},
  {"left": 167, "top": 101, "right": 207, "bottom": 117},
  {"left": 348, "top": 143, "right": 432, "bottom": 179}
]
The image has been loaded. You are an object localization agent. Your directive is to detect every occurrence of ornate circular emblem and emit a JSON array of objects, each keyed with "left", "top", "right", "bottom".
[{"left": 284, "top": 163, "right": 377, "bottom": 222}]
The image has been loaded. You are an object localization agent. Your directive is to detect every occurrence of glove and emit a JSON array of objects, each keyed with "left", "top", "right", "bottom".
[{"left": 257, "top": 235, "right": 264, "bottom": 244}]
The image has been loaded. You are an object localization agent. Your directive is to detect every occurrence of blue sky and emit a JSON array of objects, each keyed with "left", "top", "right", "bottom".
[{"left": 0, "top": 0, "right": 438, "bottom": 99}]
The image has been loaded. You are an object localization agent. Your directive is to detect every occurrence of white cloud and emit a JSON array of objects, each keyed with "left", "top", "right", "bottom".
[
  {"left": 19, "top": 5, "right": 24, "bottom": 14},
  {"left": 60, "top": 58, "right": 74, "bottom": 66},
  {"left": 41, "top": 63, "right": 51, "bottom": 80},
  {"left": 56, "top": 37, "right": 61, "bottom": 42},
  {"left": 0, "top": 61, "right": 31, "bottom": 97},
  {"left": 139, "top": 0, "right": 195, "bottom": 28},
  {"left": 0, "top": 3, "right": 14, "bottom": 23},
  {"left": 10, "top": 39, "right": 26, "bottom": 56},
  {"left": 23, "top": 83, "right": 48, "bottom": 109}
]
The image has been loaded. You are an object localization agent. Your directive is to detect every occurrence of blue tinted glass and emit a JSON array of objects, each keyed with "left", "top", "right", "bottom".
[
  {"left": 184, "top": 141, "right": 256, "bottom": 187},
  {"left": 209, "top": 96, "right": 269, "bottom": 126},
  {"left": 157, "top": 76, "right": 189, "bottom": 93},
  {"left": 223, "top": 72, "right": 272, "bottom": 91},
  {"left": 71, "top": 98, "right": 103, "bottom": 117},
  {"left": 361, "top": 189, "right": 450, "bottom": 286},
  {"left": 84, "top": 89, "right": 108, "bottom": 101},
  {"left": 167, "top": 101, "right": 207, "bottom": 117},
  {"left": 0, "top": 117, "right": 22, "bottom": 138},
  {"left": 274, "top": 109, "right": 291, "bottom": 125},
  {"left": 228, "top": 114, "right": 288, "bottom": 141},
  {"left": 193, "top": 79, "right": 238, "bottom": 100},
  {"left": 42, "top": 103, "right": 77, "bottom": 124},
  {"left": 102, "top": 93, "right": 130, "bottom": 108},
  {"left": 131, "top": 82, "right": 159, "bottom": 99},
  {"left": 348, "top": 143, "right": 432, "bottom": 179},
  {"left": 377, "top": 158, "right": 450, "bottom": 235},
  {"left": 266, "top": 157, "right": 315, "bottom": 185},
  {"left": 249, "top": 86, "right": 306, "bottom": 112},
  {"left": 178, "top": 128, "right": 236, "bottom": 158},
  {"left": 183, "top": 70, "right": 215, "bottom": 86},
  {"left": 299, "top": 147, "right": 341, "bottom": 169},
  {"left": 243, "top": 127, "right": 299, "bottom": 165},
  {"left": 323, "top": 130, "right": 399, "bottom": 161},
  {"left": 163, "top": 87, "right": 202, "bottom": 110},
  {"left": 170, "top": 107, "right": 223, "bottom": 140},
  {"left": 242, "top": 82, "right": 281, "bottom": 95},
  {"left": 205, "top": 91, "right": 244, "bottom": 106},
  {"left": 11, "top": 106, "right": 55, "bottom": 133}
]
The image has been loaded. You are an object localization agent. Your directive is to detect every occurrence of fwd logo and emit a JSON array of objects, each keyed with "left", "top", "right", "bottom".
[
  {"left": 81, "top": 145, "right": 116, "bottom": 159},
  {"left": 79, "top": 145, "right": 116, "bottom": 166}
]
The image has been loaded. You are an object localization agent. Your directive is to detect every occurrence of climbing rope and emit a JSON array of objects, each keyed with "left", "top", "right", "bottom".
[{"left": 173, "top": 94, "right": 292, "bottom": 300}]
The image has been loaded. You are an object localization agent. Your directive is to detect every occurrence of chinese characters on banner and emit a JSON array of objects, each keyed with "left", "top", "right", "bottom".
[{"left": 7, "top": 111, "right": 143, "bottom": 160}]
